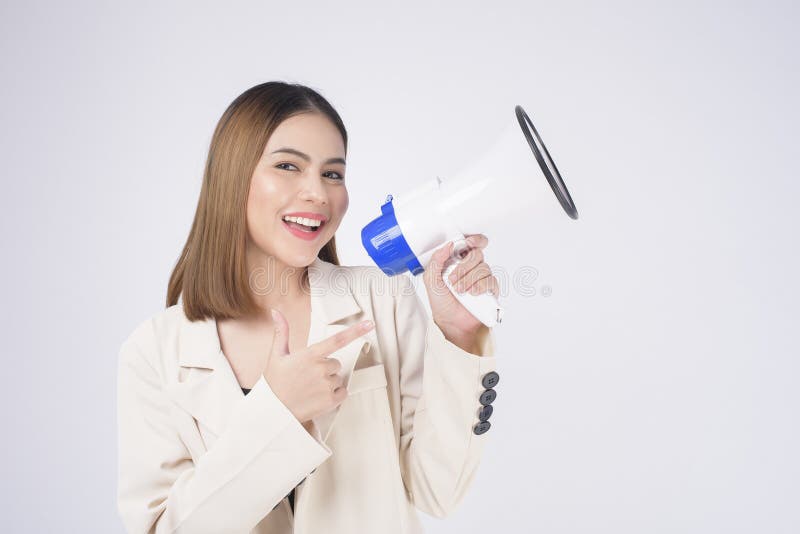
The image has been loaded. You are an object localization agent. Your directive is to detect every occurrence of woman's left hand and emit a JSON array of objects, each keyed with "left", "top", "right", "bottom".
[{"left": 422, "top": 234, "right": 499, "bottom": 354}]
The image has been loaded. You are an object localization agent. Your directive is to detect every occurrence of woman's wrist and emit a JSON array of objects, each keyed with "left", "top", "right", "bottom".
[{"left": 434, "top": 319, "right": 487, "bottom": 355}]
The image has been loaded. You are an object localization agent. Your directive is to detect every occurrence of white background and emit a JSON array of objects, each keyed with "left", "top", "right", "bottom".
[{"left": 1, "top": 1, "right": 798, "bottom": 532}]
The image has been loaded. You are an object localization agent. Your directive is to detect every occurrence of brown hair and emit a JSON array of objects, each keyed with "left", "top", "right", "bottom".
[{"left": 166, "top": 81, "right": 347, "bottom": 321}]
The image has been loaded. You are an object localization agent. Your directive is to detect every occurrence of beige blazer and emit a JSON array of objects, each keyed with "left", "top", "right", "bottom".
[{"left": 117, "top": 257, "right": 497, "bottom": 534}]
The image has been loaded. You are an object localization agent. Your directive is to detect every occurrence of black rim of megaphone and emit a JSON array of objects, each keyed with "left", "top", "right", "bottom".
[{"left": 515, "top": 106, "right": 579, "bottom": 220}]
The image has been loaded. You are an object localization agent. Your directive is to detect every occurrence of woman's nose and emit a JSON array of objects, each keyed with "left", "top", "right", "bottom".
[{"left": 297, "top": 173, "right": 328, "bottom": 204}]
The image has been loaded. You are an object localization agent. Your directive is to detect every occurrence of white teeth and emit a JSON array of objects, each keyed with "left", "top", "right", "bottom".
[{"left": 283, "top": 215, "right": 322, "bottom": 227}]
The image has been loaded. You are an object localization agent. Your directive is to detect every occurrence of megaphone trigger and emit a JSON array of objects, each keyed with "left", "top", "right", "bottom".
[{"left": 450, "top": 238, "right": 471, "bottom": 260}]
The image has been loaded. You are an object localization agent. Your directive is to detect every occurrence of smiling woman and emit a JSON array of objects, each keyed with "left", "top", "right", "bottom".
[
  {"left": 244, "top": 111, "right": 349, "bottom": 268},
  {"left": 165, "top": 83, "right": 349, "bottom": 321},
  {"left": 116, "top": 81, "right": 498, "bottom": 534}
]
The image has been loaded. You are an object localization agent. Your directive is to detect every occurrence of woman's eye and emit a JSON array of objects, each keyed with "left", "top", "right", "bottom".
[{"left": 275, "top": 163, "right": 342, "bottom": 181}]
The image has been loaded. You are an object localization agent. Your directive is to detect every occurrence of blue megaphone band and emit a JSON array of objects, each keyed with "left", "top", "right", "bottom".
[{"left": 360, "top": 195, "right": 424, "bottom": 276}]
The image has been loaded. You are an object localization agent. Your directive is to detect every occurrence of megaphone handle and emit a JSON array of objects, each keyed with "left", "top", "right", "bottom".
[{"left": 441, "top": 239, "right": 504, "bottom": 328}]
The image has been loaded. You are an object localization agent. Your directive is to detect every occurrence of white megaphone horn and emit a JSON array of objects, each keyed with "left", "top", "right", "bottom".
[{"left": 361, "top": 105, "right": 579, "bottom": 327}]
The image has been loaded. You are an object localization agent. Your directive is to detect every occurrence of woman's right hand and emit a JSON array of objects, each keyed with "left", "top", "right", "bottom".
[{"left": 263, "top": 308, "right": 375, "bottom": 424}]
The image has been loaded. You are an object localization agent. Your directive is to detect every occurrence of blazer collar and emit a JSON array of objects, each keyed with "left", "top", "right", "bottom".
[
  {"left": 176, "top": 257, "right": 364, "bottom": 368},
  {"left": 169, "top": 256, "right": 371, "bottom": 440}
]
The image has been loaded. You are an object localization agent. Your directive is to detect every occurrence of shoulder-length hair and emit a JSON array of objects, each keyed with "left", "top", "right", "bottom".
[{"left": 166, "top": 81, "right": 346, "bottom": 321}]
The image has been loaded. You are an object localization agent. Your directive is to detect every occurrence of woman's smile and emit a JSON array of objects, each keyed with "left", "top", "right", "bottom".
[{"left": 281, "top": 217, "right": 327, "bottom": 241}]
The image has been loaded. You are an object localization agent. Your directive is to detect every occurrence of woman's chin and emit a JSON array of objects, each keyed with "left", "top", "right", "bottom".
[{"left": 277, "top": 249, "right": 321, "bottom": 269}]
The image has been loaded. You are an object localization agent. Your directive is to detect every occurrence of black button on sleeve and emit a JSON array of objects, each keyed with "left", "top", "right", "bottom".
[
  {"left": 478, "top": 404, "right": 493, "bottom": 422},
  {"left": 482, "top": 371, "right": 499, "bottom": 389},
  {"left": 473, "top": 420, "right": 491, "bottom": 435},
  {"left": 479, "top": 388, "right": 497, "bottom": 406}
]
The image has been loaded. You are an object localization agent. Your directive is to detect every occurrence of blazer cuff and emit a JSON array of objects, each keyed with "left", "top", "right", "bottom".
[
  {"left": 245, "top": 374, "right": 333, "bottom": 464},
  {"left": 426, "top": 316, "right": 497, "bottom": 363}
]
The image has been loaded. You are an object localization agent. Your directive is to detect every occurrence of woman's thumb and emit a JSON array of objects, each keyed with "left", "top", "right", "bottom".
[
  {"left": 425, "top": 241, "right": 454, "bottom": 283},
  {"left": 270, "top": 308, "right": 291, "bottom": 357}
]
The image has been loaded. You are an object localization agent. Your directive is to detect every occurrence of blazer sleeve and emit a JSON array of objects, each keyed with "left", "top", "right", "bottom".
[
  {"left": 393, "top": 275, "right": 497, "bottom": 518},
  {"left": 116, "top": 324, "right": 332, "bottom": 534}
]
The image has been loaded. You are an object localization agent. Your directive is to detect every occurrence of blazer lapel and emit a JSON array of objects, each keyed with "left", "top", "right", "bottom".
[
  {"left": 165, "top": 314, "right": 241, "bottom": 438},
  {"left": 166, "top": 257, "right": 372, "bottom": 443},
  {"left": 307, "top": 257, "right": 372, "bottom": 441}
]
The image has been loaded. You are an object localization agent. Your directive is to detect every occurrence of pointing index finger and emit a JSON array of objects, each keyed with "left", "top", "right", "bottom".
[{"left": 310, "top": 319, "right": 374, "bottom": 358}]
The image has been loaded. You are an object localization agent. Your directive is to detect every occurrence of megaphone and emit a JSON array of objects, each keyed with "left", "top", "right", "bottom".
[{"left": 361, "top": 105, "right": 578, "bottom": 327}]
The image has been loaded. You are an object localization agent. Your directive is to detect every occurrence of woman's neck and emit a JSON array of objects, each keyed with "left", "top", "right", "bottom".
[{"left": 245, "top": 251, "right": 311, "bottom": 318}]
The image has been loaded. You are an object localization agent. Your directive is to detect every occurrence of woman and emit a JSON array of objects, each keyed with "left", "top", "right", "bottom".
[{"left": 117, "top": 81, "right": 500, "bottom": 534}]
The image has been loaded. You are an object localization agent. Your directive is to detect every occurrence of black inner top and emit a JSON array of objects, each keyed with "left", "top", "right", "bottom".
[{"left": 242, "top": 386, "right": 296, "bottom": 513}]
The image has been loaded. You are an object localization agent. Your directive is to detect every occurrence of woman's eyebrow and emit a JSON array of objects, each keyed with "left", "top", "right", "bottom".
[{"left": 271, "top": 147, "right": 346, "bottom": 166}]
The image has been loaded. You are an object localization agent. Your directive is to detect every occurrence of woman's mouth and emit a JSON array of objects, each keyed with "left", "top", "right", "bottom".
[{"left": 282, "top": 216, "right": 325, "bottom": 241}]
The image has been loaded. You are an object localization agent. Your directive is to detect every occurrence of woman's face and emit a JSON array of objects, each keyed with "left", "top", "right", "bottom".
[{"left": 246, "top": 112, "right": 348, "bottom": 270}]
